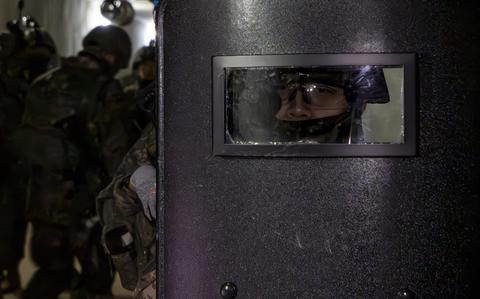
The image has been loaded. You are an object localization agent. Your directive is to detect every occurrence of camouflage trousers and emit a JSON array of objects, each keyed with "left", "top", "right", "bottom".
[{"left": 133, "top": 269, "right": 156, "bottom": 299}]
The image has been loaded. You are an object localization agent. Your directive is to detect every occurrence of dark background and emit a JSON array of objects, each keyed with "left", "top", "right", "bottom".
[{"left": 162, "top": 1, "right": 480, "bottom": 297}]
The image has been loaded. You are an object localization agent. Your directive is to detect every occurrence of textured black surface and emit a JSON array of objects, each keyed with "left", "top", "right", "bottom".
[{"left": 162, "top": 1, "right": 480, "bottom": 298}]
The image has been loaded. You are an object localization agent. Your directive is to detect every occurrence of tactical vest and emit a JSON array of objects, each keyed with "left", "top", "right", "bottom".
[{"left": 13, "top": 57, "right": 118, "bottom": 226}]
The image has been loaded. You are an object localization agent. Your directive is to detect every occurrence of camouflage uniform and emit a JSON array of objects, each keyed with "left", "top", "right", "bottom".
[
  {"left": 0, "top": 76, "right": 28, "bottom": 261},
  {"left": 0, "top": 53, "right": 28, "bottom": 296},
  {"left": 13, "top": 54, "right": 128, "bottom": 299},
  {"left": 97, "top": 124, "right": 158, "bottom": 299},
  {"left": 133, "top": 269, "right": 157, "bottom": 299},
  {"left": 12, "top": 25, "right": 133, "bottom": 299},
  {"left": 0, "top": 27, "right": 55, "bottom": 294}
]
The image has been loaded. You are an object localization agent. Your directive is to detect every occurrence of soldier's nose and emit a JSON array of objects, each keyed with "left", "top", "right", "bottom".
[{"left": 287, "top": 91, "right": 311, "bottom": 120}]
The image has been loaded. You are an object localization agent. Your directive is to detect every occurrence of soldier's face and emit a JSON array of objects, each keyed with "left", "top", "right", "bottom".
[
  {"left": 275, "top": 83, "right": 347, "bottom": 121},
  {"left": 138, "top": 60, "right": 155, "bottom": 81}
]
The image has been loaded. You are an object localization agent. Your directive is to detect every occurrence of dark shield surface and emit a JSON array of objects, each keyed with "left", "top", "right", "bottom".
[{"left": 161, "top": 1, "right": 480, "bottom": 298}]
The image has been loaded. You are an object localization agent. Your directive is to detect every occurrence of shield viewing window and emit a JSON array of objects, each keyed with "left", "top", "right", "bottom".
[{"left": 213, "top": 54, "right": 416, "bottom": 157}]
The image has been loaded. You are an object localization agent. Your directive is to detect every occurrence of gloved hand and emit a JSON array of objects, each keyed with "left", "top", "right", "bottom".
[{"left": 130, "top": 164, "right": 157, "bottom": 220}]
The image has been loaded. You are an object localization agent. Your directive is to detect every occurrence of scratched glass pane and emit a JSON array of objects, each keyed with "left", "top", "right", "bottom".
[{"left": 225, "top": 65, "right": 404, "bottom": 145}]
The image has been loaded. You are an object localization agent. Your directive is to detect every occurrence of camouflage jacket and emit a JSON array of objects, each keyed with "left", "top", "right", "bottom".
[
  {"left": 0, "top": 73, "right": 27, "bottom": 184},
  {"left": 12, "top": 56, "right": 130, "bottom": 226},
  {"left": 96, "top": 124, "right": 157, "bottom": 291}
]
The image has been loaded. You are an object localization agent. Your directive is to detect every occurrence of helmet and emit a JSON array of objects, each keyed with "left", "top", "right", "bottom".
[
  {"left": 4, "top": 17, "right": 57, "bottom": 82},
  {"left": 81, "top": 25, "right": 132, "bottom": 70},
  {"left": 6, "top": 16, "right": 56, "bottom": 54},
  {"left": 132, "top": 40, "right": 155, "bottom": 71},
  {"left": 269, "top": 66, "right": 389, "bottom": 104}
]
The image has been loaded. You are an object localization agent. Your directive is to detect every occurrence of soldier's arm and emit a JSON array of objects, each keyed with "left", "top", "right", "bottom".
[
  {"left": 95, "top": 124, "right": 156, "bottom": 290},
  {"left": 96, "top": 124, "right": 156, "bottom": 226}
]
